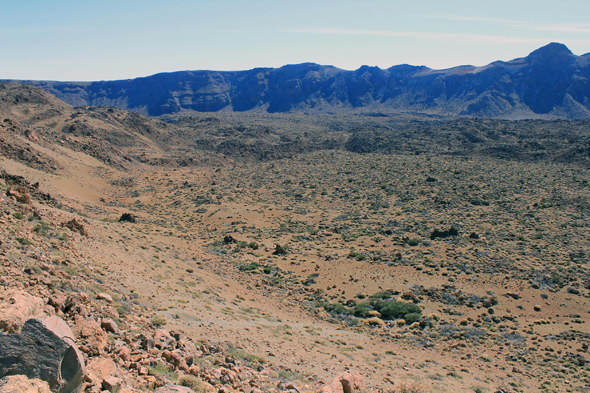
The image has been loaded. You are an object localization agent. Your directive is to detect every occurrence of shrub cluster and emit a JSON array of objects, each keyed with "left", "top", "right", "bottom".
[{"left": 317, "top": 291, "right": 422, "bottom": 322}]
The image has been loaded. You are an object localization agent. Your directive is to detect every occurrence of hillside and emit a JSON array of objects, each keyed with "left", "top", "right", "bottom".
[{"left": 6, "top": 43, "right": 590, "bottom": 120}]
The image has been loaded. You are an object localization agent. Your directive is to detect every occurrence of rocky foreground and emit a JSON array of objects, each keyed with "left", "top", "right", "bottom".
[{"left": 0, "top": 173, "right": 396, "bottom": 393}]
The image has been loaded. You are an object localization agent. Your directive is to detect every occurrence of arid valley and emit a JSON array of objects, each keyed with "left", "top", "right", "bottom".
[{"left": 0, "top": 79, "right": 589, "bottom": 393}]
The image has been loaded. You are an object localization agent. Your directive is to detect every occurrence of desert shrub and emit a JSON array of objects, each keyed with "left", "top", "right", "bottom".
[
  {"left": 149, "top": 362, "right": 177, "bottom": 381},
  {"left": 404, "top": 313, "right": 421, "bottom": 324},
  {"left": 378, "top": 301, "right": 422, "bottom": 320},
  {"left": 226, "top": 343, "right": 266, "bottom": 365},
  {"left": 316, "top": 301, "right": 347, "bottom": 314},
  {"left": 325, "top": 303, "right": 347, "bottom": 314},
  {"left": 239, "top": 262, "right": 259, "bottom": 272},
  {"left": 278, "top": 369, "right": 306, "bottom": 381},
  {"left": 351, "top": 302, "right": 371, "bottom": 317},
  {"left": 303, "top": 273, "right": 319, "bottom": 286},
  {"left": 371, "top": 290, "right": 393, "bottom": 299},
  {"left": 469, "top": 198, "right": 490, "bottom": 206},
  {"left": 12, "top": 212, "right": 23, "bottom": 219},
  {"left": 151, "top": 315, "right": 167, "bottom": 327},
  {"left": 394, "top": 380, "right": 428, "bottom": 392},
  {"left": 25, "top": 263, "right": 42, "bottom": 275},
  {"left": 407, "top": 238, "right": 420, "bottom": 247},
  {"left": 116, "top": 304, "right": 130, "bottom": 316},
  {"left": 318, "top": 298, "right": 422, "bottom": 322},
  {"left": 33, "top": 221, "right": 51, "bottom": 235},
  {"left": 179, "top": 376, "right": 207, "bottom": 393}
]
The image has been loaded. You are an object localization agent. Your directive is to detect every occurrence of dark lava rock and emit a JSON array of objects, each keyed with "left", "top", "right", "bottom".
[{"left": 0, "top": 316, "right": 85, "bottom": 393}]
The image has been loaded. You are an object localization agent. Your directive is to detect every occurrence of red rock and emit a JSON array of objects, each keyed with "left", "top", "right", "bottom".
[
  {"left": 102, "top": 376, "right": 123, "bottom": 392},
  {"left": 97, "top": 292, "right": 113, "bottom": 303},
  {"left": 72, "top": 316, "right": 108, "bottom": 354},
  {"left": 117, "top": 345, "right": 131, "bottom": 361},
  {"left": 317, "top": 370, "right": 363, "bottom": 393},
  {"left": 48, "top": 294, "right": 66, "bottom": 312},
  {"left": 101, "top": 317, "right": 119, "bottom": 333},
  {"left": 187, "top": 365, "right": 200, "bottom": 376},
  {"left": 0, "top": 374, "right": 51, "bottom": 393},
  {"left": 6, "top": 186, "right": 31, "bottom": 204},
  {"left": 0, "top": 289, "right": 45, "bottom": 333},
  {"left": 162, "top": 350, "right": 188, "bottom": 371}
]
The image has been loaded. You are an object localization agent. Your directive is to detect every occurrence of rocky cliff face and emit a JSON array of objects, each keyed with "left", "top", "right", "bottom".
[{"left": 9, "top": 43, "right": 590, "bottom": 119}]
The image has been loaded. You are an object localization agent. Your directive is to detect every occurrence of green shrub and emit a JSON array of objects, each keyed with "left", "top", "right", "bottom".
[
  {"left": 303, "top": 272, "right": 319, "bottom": 286},
  {"left": 151, "top": 315, "right": 167, "bottom": 327},
  {"left": 239, "top": 262, "right": 259, "bottom": 272},
  {"left": 404, "top": 312, "right": 421, "bottom": 324},
  {"left": 351, "top": 303, "right": 371, "bottom": 317},
  {"left": 407, "top": 238, "right": 420, "bottom": 247},
  {"left": 378, "top": 301, "right": 421, "bottom": 320},
  {"left": 149, "top": 362, "right": 177, "bottom": 381},
  {"left": 371, "top": 290, "right": 393, "bottom": 299},
  {"left": 179, "top": 376, "right": 207, "bottom": 393},
  {"left": 12, "top": 212, "right": 23, "bottom": 220}
]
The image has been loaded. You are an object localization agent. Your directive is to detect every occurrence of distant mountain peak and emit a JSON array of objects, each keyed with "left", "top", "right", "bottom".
[{"left": 527, "top": 42, "right": 574, "bottom": 60}]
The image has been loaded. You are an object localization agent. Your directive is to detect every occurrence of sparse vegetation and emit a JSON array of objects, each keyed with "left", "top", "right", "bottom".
[{"left": 2, "top": 85, "right": 590, "bottom": 393}]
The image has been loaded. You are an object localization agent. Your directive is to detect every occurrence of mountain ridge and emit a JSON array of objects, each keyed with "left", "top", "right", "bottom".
[{"left": 5, "top": 42, "right": 590, "bottom": 119}]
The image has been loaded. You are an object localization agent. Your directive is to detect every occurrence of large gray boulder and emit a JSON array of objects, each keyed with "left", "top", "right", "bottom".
[{"left": 0, "top": 316, "right": 85, "bottom": 393}]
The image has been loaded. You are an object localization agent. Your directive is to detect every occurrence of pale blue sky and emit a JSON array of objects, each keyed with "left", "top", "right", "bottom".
[{"left": 2, "top": 0, "right": 590, "bottom": 81}]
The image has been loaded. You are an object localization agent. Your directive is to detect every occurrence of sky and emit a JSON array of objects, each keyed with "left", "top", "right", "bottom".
[{"left": 3, "top": 0, "right": 590, "bottom": 81}]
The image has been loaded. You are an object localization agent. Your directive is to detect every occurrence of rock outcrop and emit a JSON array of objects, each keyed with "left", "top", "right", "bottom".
[
  {"left": 317, "top": 370, "right": 363, "bottom": 393},
  {"left": 0, "top": 316, "right": 85, "bottom": 393}
]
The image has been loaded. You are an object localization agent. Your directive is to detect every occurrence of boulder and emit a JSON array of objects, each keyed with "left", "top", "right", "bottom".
[
  {"left": 0, "top": 290, "right": 46, "bottom": 333},
  {"left": 6, "top": 186, "right": 31, "bottom": 204},
  {"left": 118, "top": 213, "right": 136, "bottom": 223},
  {"left": 72, "top": 316, "right": 108, "bottom": 355},
  {"left": 0, "top": 375, "right": 52, "bottom": 393},
  {"left": 162, "top": 350, "right": 188, "bottom": 371},
  {"left": 96, "top": 293, "right": 113, "bottom": 303},
  {"left": 101, "top": 318, "right": 119, "bottom": 334},
  {"left": 506, "top": 292, "right": 521, "bottom": 300},
  {"left": 0, "top": 316, "right": 85, "bottom": 393},
  {"left": 84, "top": 358, "right": 121, "bottom": 384},
  {"left": 48, "top": 294, "right": 67, "bottom": 313},
  {"left": 101, "top": 376, "right": 123, "bottom": 392},
  {"left": 317, "top": 370, "right": 363, "bottom": 393},
  {"left": 62, "top": 295, "right": 88, "bottom": 317},
  {"left": 61, "top": 219, "right": 88, "bottom": 237}
]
